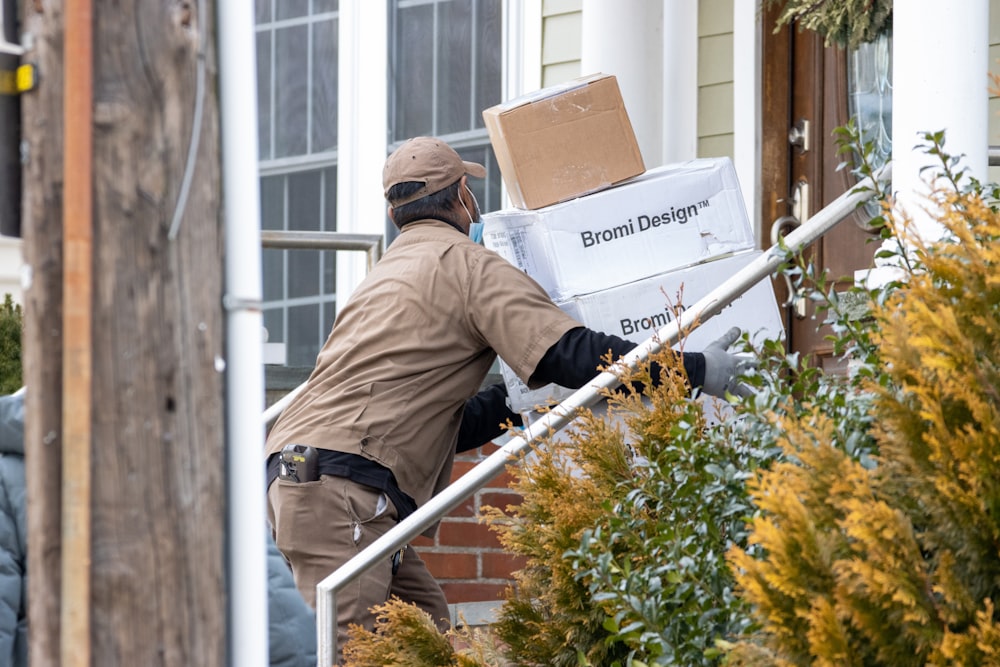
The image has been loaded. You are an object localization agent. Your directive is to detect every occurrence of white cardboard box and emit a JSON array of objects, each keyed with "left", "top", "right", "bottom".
[
  {"left": 500, "top": 250, "right": 784, "bottom": 413},
  {"left": 482, "top": 157, "right": 754, "bottom": 302}
]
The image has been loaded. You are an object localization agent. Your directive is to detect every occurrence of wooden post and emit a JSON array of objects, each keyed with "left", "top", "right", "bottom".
[
  {"left": 20, "top": 1, "right": 228, "bottom": 664},
  {"left": 61, "top": 0, "right": 94, "bottom": 664}
]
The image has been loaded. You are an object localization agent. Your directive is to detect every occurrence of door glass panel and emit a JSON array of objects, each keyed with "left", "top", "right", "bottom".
[{"left": 848, "top": 33, "right": 892, "bottom": 169}]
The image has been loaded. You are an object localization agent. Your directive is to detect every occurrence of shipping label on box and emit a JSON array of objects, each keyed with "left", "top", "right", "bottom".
[
  {"left": 483, "top": 73, "right": 645, "bottom": 210},
  {"left": 500, "top": 251, "right": 784, "bottom": 413},
  {"left": 482, "top": 157, "right": 754, "bottom": 302}
]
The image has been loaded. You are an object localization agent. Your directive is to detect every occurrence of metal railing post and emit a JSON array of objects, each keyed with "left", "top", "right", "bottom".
[
  {"left": 312, "top": 166, "right": 891, "bottom": 666},
  {"left": 260, "top": 230, "right": 384, "bottom": 273}
]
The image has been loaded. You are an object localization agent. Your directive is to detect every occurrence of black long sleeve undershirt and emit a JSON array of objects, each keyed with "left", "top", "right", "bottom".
[
  {"left": 456, "top": 327, "right": 706, "bottom": 452},
  {"left": 530, "top": 326, "right": 705, "bottom": 391}
]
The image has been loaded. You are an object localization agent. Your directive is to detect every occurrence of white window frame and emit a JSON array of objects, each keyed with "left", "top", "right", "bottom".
[{"left": 336, "top": 0, "right": 531, "bottom": 308}]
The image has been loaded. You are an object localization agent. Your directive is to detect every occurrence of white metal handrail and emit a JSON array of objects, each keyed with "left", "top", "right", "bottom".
[{"left": 299, "top": 166, "right": 891, "bottom": 666}]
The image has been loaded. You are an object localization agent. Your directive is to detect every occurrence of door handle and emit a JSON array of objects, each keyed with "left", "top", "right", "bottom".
[
  {"left": 788, "top": 118, "right": 810, "bottom": 153},
  {"left": 770, "top": 214, "right": 807, "bottom": 319}
]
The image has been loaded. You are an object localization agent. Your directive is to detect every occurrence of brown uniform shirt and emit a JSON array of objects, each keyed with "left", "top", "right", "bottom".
[{"left": 265, "top": 219, "right": 579, "bottom": 508}]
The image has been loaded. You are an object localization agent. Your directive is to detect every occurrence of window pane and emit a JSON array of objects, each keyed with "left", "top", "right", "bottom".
[
  {"left": 437, "top": 0, "right": 472, "bottom": 134},
  {"left": 394, "top": 4, "right": 435, "bottom": 139},
  {"left": 263, "top": 308, "right": 284, "bottom": 344},
  {"left": 275, "top": 25, "right": 310, "bottom": 158},
  {"left": 277, "top": 0, "right": 309, "bottom": 21},
  {"left": 288, "top": 171, "right": 321, "bottom": 231},
  {"left": 314, "top": 0, "right": 338, "bottom": 14},
  {"left": 288, "top": 250, "right": 320, "bottom": 299},
  {"left": 484, "top": 149, "right": 501, "bottom": 213},
  {"left": 260, "top": 175, "right": 286, "bottom": 302},
  {"left": 256, "top": 32, "right": 272, "bottom": 160},
  {"left": 312, "top": 18, "right": 339, "bottom": 153},
  {"left": 475, "top": 0, "right": 502, "bottom": 127},
  {"left": 323, "top": 168, "right": 337, "bottom": 295},
  {"left": 322, "top": 167, "right": 337, "bottom": 232},
  {"left": 323, "top": 301, "right": 336, "bottom": 340},
  {"left": 288, "top": 304, "right": 321, "bottom": 366},
  {"left": 262, "top": 248, "right": 285, "bottom": 302},
  {"left": 288, "top": 172, "right": 321, "bottom": 299},
  {"left": 260, "top": 175, "right": 285, "bottom": 231},
  {"left": 255, "top": 0, "right": 271, "bottom": 25}
]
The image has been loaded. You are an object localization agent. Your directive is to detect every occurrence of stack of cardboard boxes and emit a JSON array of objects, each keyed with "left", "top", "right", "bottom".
[{"left": 481, "top": 74, "right": 783, "bottom": 417}]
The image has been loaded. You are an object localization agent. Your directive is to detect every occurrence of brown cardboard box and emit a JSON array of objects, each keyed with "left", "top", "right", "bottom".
[{"left": 482, "top": 73, "right": 645, "bottom": 210}]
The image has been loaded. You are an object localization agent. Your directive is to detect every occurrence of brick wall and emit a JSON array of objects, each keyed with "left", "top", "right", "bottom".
[{"left": 414, "top": 439, "right": 528, "bottom": 606}]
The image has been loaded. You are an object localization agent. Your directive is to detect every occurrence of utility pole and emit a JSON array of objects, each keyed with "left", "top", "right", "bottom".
[{"left": 19, "top": 1, "right": 228, "bottom": 664}]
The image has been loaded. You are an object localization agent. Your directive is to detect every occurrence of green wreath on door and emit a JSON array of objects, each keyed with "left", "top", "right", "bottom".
[{"left": 766, "top": 0, "right": 893, "bottom": 49}]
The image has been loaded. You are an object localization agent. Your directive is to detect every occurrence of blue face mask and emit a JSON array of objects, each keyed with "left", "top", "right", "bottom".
[{"left": 469, "top": 221, "right": 484, "bottom": 245}]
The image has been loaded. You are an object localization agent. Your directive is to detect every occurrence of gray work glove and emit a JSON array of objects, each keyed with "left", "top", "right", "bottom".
[{"left": 700, "top": 327, "right": 756, "bottom": 399}]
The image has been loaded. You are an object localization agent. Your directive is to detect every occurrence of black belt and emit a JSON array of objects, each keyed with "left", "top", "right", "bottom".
[{"left": 266, "top": 449, "right": 418, "bottom": 522}]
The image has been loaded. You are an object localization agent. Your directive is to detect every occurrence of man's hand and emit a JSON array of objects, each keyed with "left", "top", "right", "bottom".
[{"left": 700, "top": 327, "right": 756, "bottom": 399}]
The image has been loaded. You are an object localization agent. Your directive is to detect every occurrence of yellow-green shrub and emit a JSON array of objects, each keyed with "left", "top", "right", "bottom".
[{"left": 727, "top": 148, "right": 1000, "bottom": 665}]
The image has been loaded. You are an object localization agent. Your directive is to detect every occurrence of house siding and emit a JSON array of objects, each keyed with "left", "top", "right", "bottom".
[
  {"left": 697, "top": 0, "right": 735, "bottom": 160},
  {"left": 541, "top": 0, "right": 581, "bottom": 86}
]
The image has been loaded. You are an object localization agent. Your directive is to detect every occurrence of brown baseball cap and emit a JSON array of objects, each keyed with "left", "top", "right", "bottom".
[{"left": 383, "top": 137, "right": 487, "bottom": 206}]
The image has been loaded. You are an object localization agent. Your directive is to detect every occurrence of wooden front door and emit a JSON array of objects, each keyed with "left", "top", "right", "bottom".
[{"left": 759, "top": 6, "right": 882, "bottom": 372}]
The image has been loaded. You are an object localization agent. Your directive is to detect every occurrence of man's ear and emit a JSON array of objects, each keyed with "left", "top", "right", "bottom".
[{"left": 387, "top": 206, "right": 395, "bottom": 223}]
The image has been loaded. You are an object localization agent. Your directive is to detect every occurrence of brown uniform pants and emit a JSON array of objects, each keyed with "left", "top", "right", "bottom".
[{"left": 267, "top": 474, "right": 450, "bottom": 663}]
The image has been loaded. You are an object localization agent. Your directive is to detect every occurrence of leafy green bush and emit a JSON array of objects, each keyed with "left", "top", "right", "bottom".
[
  {"left": 0, "top": 294, "right": 22, "bottom": 393},
  {"left": 487, "top": 346, "right": 765, "bottom": 667}
]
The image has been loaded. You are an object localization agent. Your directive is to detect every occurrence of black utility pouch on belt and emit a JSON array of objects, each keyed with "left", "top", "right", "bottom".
[{"left": 278, "top": 444, "right": 319, "bottom": 483}]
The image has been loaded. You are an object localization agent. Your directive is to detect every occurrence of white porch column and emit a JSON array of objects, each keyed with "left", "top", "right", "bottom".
[
  {"left": 733, "top": 1, "right": 761, "bottom": 241},
  {"left": 891, "top": 0, "right": 988, "bottom": 245},
  {"left": 581, "top": 0, "right": 676, "bottom": 168},
  {"left": 337, "top": 1, "right": 388, "bottom": 310},
  {"left": 661, "top": 1, "right": 699, "bottom": 164},
  {"left": 502, "top": 0, "right": 542, "bottom": 100}
]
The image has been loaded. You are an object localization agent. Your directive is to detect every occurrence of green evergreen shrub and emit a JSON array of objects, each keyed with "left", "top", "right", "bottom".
[{"left": 0, "top": 294, "right": 22, "bottom": 393}]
